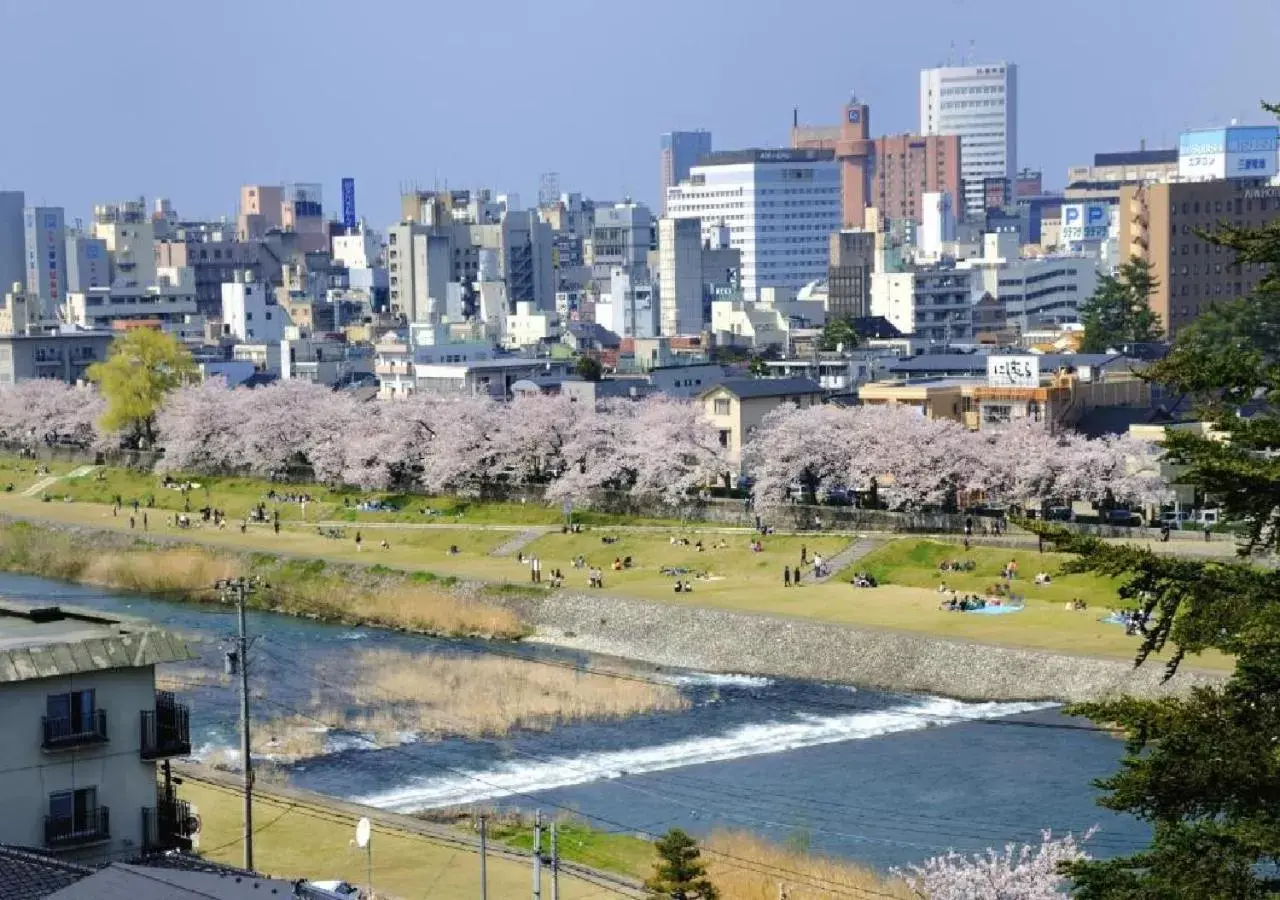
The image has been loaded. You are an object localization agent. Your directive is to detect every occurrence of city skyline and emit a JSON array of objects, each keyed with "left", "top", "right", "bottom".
[{"left": 2, "top": 0, "right": 1278, "bottom": 228}]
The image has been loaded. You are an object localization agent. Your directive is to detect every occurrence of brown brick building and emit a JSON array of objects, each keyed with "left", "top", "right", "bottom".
[
  {"left": 793, "top": 101, "right": 961, "bottom": 227},
  {"left": 1118, "top": 179, "right": 1280, "bottom": 335}
]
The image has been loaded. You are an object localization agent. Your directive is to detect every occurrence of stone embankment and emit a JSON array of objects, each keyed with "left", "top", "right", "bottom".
[{"left": 502, "top": 591, "right": 1225, "bottom": 703}]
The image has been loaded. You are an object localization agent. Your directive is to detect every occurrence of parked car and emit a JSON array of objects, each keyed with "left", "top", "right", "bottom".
[
  {"left": 1104, "top": 509, "right": 1142, "bottom": 527},
  {"left": 1044, "top": 505, "right": 1073, "bottom": 522},
  {"left": 306, "top": 881, "right": 360, "bottom": 899}
]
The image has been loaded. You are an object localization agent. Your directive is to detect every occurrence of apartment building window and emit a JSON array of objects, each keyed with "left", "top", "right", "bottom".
[
  {"left": 717, "top": 429, "right": 731, "bottom": 448},
  {"left": 48, "top": 787, "right": 104, "bottom": 844},
  {"left": 44, "top": 689, "right": 102, "bottom": 746},
  {"left": 713, "top": 398, "right": 731, "bottom": 416}
]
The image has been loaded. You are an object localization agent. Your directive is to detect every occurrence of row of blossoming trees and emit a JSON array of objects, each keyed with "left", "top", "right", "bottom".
[{"left": 0, "top": 379, "right": 1168, "bottom": 512}]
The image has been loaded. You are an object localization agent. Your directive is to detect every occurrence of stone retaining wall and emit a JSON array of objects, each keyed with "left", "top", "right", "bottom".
[{"left": 502, "top": 591, "right": 1225, "bottom": 703}]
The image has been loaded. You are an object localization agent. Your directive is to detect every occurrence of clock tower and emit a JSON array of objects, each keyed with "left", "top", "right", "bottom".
[{"left": 836, "top": 96, "right": 873, "bottom": 228}]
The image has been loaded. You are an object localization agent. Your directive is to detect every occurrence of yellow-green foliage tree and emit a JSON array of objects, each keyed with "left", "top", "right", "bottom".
[{"left": 88, "top": 329, "right": 196, "bottom": 447}]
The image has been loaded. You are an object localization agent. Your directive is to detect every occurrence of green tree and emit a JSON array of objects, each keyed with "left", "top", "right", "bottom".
[
  {"left": 574, "top": 355, "right": 603, "bottom": 382},
  {"left": 820, "top": 315, "right": 859, "bottom": 352},
  {"left": 645, "top": 829, "right": 719, "bottom": 900},
  {"left": 748, "top": 355, "right": 768, "bottom": 377},
  {"left": 88, "top": 328, "right": 196, "bottom": 447},
  {"left": 1078, "top": 257, "right": 1162, "bottom": 353},
  {"left": 1051, "top": 101, "right": 1280, "bottom": 900}
]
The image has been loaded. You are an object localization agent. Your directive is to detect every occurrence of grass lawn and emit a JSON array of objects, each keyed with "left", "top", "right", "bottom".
[
  {"left": 0, "top": 457, "right": 78, "bottom": 492},
  {"left": 185, "top": 780, "right": 610, "bottom": 898},
  {"left": 487, "top": 816, "right": 655, "bottom": 880},
  {"left": 0, "top": 490, "right": 1232, "bottom": 670},
  {"left": 39, "top": 457, "right": 678, "bottom": 527}
]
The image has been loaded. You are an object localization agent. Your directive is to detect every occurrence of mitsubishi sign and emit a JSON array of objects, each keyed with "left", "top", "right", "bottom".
[
  {"left": 1061, "top": 203, "right": 1109, "bottom": 243},
  {"left": 1179, "top": 126, "right": 1279, "bottom": 180}
]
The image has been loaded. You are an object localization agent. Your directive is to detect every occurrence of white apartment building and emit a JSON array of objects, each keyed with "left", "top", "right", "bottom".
[
  {"left": 504, "top": 301, "right": 558, "bottom": 350},
  {"left": 666, "top": 148, "right": 841, "bottom": 301},
  {"left": 959, "top": 232, "right": 1101, "bottom": 327},
  {"left": 0, "top": 600, "right": 196, "bottom": 861},
  {"left": 921, "top": 63, "right": 1018, "bottom": 219},
  {"left": 91, "top": 199, "right": 157, "bottom": 289},
  {"left": 595, "top": 267, "right": 658, "bottom": 339},
  {"left": 222, "top": 272, "right": 284, "bottom": 343},
  {"left": 64, "top": 267, "right": 199, "bottom": 329},
  {"left": 871, "top": 266, "right": 974, "bottom": 345}
]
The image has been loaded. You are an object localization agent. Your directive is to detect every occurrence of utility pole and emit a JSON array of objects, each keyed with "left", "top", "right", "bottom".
[
  {"left": 550, "top": 821, "right": 559, "bottom": 900},
  {"left": 532, "top": 809, "right": 542, "bottom": 900},
  {"left": 478, "top": 814, "right": 488, "bottom": 900},
  {"left": 219, "top": 577, "right": 258, "bottom": 871}
]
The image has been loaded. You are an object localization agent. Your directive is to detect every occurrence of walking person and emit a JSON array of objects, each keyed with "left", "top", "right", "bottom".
[
  {"left": 534, "top": 556, "right": 542, "bottom": 583},
  {"left": 800, "top": 545, "right": 808, "bottom": 565},
  {"left": 355, "top": 530, "right": 363, "bottom": 552},
  {"left": 142, "top": 513, "right": 148, "bottom": 531},
  {"left": 784, "top": 566, "right": 792, "bottom": 588},
  {"left": 1204, "top": 524, "right": 1211, "bottom": 543},
  {"left": 128, "top": 515, "right": 135, "bottom": 530}
]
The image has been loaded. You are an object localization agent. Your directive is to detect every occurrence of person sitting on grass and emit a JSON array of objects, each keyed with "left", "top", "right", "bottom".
[
  {"left": 1034, "top": 571, "right": 1051, "bottom": 585},
  {"left": 448, "top": 544, "right": 459, "bottom": 555},
  {"left": 612, "top": 557, "right": 623, "bottom": 571}
]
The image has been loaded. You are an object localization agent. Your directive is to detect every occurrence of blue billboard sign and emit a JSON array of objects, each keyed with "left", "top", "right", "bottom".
[{"left": 341, "top": 177, "right": 357, "bottom": 229}]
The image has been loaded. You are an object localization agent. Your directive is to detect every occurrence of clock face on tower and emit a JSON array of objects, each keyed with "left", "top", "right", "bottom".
[{"left": 847, "top": 108, "right": 861, "bottom": 124}]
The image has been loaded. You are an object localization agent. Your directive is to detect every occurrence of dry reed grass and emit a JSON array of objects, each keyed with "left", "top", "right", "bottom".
[
  {"left": 304, "top": 583, "right": 523, "bottom": 639},
  {"left": 704, "top": 831, "right": 914, "bottom": 899},
  {"left": 155, "top": 666, "right": 229, "bottom": 691},
  {"left": 81, "top": 548, "right": 240, "bottom": 594},
  {"left": 338, "top": 648, "right": 688, "bottom": 740}
]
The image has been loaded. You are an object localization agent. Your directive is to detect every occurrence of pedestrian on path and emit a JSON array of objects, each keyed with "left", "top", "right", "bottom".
[
  {"left": 1204, "top": 525, "right": 1211, "bottom": 542},
  {"left": 784, "top": 566, "right": 792, "bottom": 587},
  {"left": 142, "top": 513, "right": 148, "bottom": 531},
  {"left": 128, "top": 515, "right": 135, "bottom": 529},
  {"left": 800, "top": 545, "right": 808, "bottom": 565},
  {"left": 355, "top": 531, "right": 363, "bottom": 551}
]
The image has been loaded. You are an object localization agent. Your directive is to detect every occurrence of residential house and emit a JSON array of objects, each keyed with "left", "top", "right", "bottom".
[{"left": 699, "top": 377, "right": 824, "bottom": 472}]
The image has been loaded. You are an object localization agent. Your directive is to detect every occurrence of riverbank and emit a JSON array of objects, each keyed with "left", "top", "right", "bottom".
[
  {"left": 0, "top": 516, "right": 524, "bottom": 638},
  {"left": 0, "top": 512, "right": 1226, "bottom": 702},
  {"left": 505, "top": 591, "right": 1224, "bottom": 703}
]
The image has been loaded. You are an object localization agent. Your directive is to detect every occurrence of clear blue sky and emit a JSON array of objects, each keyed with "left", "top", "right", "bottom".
[{"left": 3, "top": 0, "right": 1277, "bottom": 229}]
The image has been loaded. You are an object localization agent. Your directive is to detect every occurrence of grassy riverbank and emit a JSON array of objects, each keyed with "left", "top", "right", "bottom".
[{"left": 0, "top": 519, "right": 523, "bottom": 638}]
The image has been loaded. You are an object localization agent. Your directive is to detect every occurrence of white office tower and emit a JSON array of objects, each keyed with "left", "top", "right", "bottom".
[
  {"left": 918, "top": 192, "right": 957, "bottom": 261},
  {"left": 666, "top": 148, "right": 841, "bottom": 301},
  {"left": 920, "top": 63, "right": 1018, "bottom": 220}
]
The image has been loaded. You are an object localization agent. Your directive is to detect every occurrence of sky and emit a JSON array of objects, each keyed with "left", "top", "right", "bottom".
[{"left": 3, "top": 0, "right": 1278, "bottom": 230}]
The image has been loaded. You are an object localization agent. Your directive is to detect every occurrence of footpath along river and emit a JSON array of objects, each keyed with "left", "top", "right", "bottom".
[{"left": 4, "top": 572, "right": 1152, "bottom": 872}]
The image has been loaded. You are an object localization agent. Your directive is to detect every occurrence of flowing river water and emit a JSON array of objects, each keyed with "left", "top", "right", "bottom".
[{"left": 6, "top": 572, "right": 1152, "bottom": 872}]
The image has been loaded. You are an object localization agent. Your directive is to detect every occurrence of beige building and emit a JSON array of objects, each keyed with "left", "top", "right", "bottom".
[
  {"left": 0, "top": 601, "right": 195, "bottom": 861},
  {"left": 1119, "top": 179, "right": 1280, "bottom": 335},
  {"left": 237, "top": 184, "right": 284, "bottom": 241},
  {"left": 699, "top": 377, "right": 824, "bottom": 470},
  {"left": 858, "top": 369, "right": 1149, "bottom": 431}
]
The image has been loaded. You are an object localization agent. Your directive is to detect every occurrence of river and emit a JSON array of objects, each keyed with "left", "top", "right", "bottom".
[{"left": 5, "top": 572, "right": 1151, "bottom": 872}]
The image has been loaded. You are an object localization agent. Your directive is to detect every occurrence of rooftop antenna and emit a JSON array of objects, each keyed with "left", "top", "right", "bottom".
[
  {"left": 947, "top": 40, "right": 955, "bottom": 66},
  {"left": 793, "top": 106, "right": 799, "bottom": 129},
  {"left": 967, "top": 39, "right": 976, "bottom": 66}
]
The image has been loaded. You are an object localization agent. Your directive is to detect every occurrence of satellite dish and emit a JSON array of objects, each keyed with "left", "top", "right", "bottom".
[{"left": 355, "top": 817, "right": 371, "bottom": 849}]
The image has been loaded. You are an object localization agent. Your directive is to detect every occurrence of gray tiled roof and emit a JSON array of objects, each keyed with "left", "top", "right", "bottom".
[
  {"left": 702, "top": 377, "right": 825, "bottom": 399},
  {"left": 0, "top": 845, "right": 93, "bottom": 900}
]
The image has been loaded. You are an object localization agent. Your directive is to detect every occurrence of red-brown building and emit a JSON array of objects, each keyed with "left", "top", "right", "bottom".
[{"left": 793, "top": 100, "right": 961, "bottom": 227}]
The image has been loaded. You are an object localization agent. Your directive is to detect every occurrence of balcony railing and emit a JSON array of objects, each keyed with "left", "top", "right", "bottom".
[
  {"left": 140, "top": 693, "right": 191, "bottom": 760},
  {"left": 45, "top": 807, "right": 110, "bottom": 848},
  {"left": 141, "top": 796, "right": 194, "bottom": 852},
  {"left": 42, "top": 709, "right": 108, "bottom": 750}
]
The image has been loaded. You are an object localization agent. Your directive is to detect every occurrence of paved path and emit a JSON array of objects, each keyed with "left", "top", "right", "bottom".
[
  {"left": 20, "top": 464, "right": 100, "bottom": 498},
  {"left": 490, "top": 527, "right": 554, "bottom": 557},
  {"left": 800, "top": 535, "right": 884, "bottom": 584}
]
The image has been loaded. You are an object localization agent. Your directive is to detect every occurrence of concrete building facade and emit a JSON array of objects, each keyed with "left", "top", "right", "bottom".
[
  {"left": 666, "top": 148, "right": 841, "bottom": 301},
  {"left": 658, "top": 217, "right": 704, "bottom": 336},
  {"left": 24, "top": 206, "right": 67, "bottom": 317},
  {"left": 826, "top": 230, "right": 875, "bottom": 319},
  {"left": 0, "top": 191, "right": 24, "bottom": 299},
  {"left": 920, "top": 63, "right": 1018, "bottom": 219},
  {"left": 65, "top": 235, "right": 111, "bottom": 293},
  {"left": 1118, "top": 178, "right": 1280, "bottom": 335}
]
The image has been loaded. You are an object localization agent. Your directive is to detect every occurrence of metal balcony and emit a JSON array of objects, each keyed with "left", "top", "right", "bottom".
[
  {"left": 42, "top": 710, "right": 108, "bottom": 750},
  {"left": 140, "top": 692, "right": 191, "bottom": 760},
  {"left": 45, "top": 807, "right": 110, "bottom": 848},
  {"left": 141, "top": 796, "right": 195, "bottom": 853}
]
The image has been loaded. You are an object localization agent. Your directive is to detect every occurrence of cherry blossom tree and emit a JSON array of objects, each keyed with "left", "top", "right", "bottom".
[
  {"left": 895, "top": 829, "right": 1094, "bottom": 900},
  {"left": 155, "top": 379, "right": 248, "bottom": 473},
  {"left": 0, "top": 380, "right": 105, "bottom": 451},
  {"left": 484, "top": 393, "right": 584, "bottom": 484},
  {"left": 416, "top": 394, "right": 500, "bottom": 495},
  {"left": 744, "top": 404, "right": 854, "bottom": 510},
  {"left": 627, "top": 395, "right": 726, "bottom": 506},
  {"left": 545, "top": 398, "right": 637, "bottom": 505}
]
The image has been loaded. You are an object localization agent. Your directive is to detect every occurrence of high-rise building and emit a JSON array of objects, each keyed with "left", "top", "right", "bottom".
[
  {"left": 660, "top": 131, "right": 712, "bottom": 214},
  {"left": 91, "top": 199, "right": 156, "bottom": 289},
  {"left": 666, "top": 148, "right": 841, "bottom": 301},
  {"left": 65, "top": 235, "right": 110, "bottom": 292},
  {"left": 792, "top": 101, "right": 961, "bottom": 228},
  {"left": 827, "top": 231, "right": 875, "bottom": 319},
  {"left": 0, "top": 192, "right": 24, "bottom": 297},
  {"left": 658, "top": 217, "right": 704, "bottom": 336},
  {"left": 1119, "top": 178, "right": 1280, "bottom": 336},
  {"left": 920, "top": 63, "right": 1018, "bottom": 220},
  {"left": 23, "top": 206, "right": 67, "bottom": 316}
]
